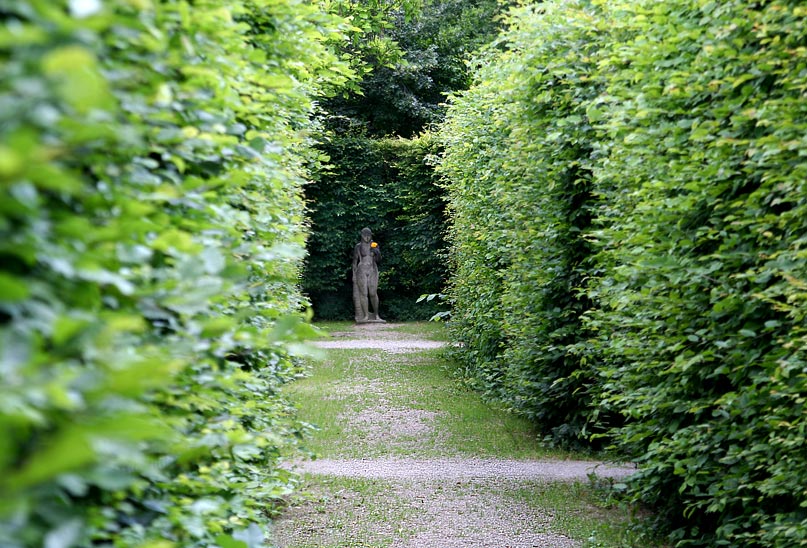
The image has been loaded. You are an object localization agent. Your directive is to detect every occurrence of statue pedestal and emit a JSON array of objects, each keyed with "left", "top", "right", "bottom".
[{"left": 355, "top": 318, "right": 386, "bottom": 325}]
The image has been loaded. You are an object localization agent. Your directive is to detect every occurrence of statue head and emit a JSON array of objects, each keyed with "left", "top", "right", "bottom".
[{"left": 360, "top": 227, "right": 372, "bottom": 242}]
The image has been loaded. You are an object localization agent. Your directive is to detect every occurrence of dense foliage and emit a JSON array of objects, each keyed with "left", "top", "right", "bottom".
[
  {"left": 0, "top": 1, "right": 349, "bottom": 546},
  {"left": 439, "top": 0, "right": 608, "bottom": 449},
  {"left": 591, "top": 2, "right": 807, "bottom": 545},
  {"left": 323, "top": 0, "right": 507, "bottom": 137},
  {"left": 303, "top": 132, "right": 447, "bottom": 320},
  {"left": 301, "top": 0, "right": 508, "bottom": 321},
  {"left": 440, "top": 0, "right": 807, "bottom": 546}
]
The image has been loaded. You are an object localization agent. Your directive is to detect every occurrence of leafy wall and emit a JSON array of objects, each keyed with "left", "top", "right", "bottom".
[
  {"left": 439, "top": 0, "right": 807, "bottom": 545},
  {"left": 0, "top": 1, "right": 349, "bottom": 546},
  {"left": 303, "top": 132, "right": 448, "bottom": 321},
  {"left": 300, "top": 0, "right": 509, "bottom": 321},
  {"left": 439, "top": 0, "right": 610, "bottom": 449},
  {"left": 590, "top": 2, "right": 807, "bottom": 545}
]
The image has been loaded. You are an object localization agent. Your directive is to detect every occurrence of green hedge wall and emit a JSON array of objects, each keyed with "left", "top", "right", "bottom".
[
  {"left": 439, "top": 0, "right": 611, "bottom": 449},
  {"left": 0, "top": 1, "right": 348, "bottom": 546},
  {"left": 591, "top": 1, "right": 807, "bottom": 545},
  {"left": 440, "top": 0, "right": 807, "bottom": 545},
  {"left": 303, "top": 131, "right": 448, "bottom": 321}
]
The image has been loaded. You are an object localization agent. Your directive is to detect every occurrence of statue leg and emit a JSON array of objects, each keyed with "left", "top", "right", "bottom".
[
  {"left": 353, "top": 281, "right": 363, "bottom": 322},
  {"left": 356, "top": 274, "right": 370, "bottom": 322},
  {"left": 368, "top": 275, "right": 380, "bottom": 321}
]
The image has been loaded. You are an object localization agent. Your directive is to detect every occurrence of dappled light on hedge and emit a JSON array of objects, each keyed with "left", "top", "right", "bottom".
[
  {"left": 1, "top": 1, "right": 351, "bottom": 545},
  {"left": 440, "top": 0, "right": 807, "bottom": 545}
]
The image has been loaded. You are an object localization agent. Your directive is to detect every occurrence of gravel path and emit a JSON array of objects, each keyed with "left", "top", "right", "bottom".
[
  {"left": 313, "top": 322, "right": 448, "bottom": 352},
  {"left": 273, "top": 323, "right": 635, "bottom": 548},
  {"left": 294, "top": 457, "right": 634, "bottom": 481},
  {"left": 313, "top": 339, "right": 446, "bottom": 351}
]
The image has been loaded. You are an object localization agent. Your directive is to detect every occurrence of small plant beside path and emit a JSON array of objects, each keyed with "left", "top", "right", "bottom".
[{"left": 272, "top": 322, "right": 657, "bottom": 547}]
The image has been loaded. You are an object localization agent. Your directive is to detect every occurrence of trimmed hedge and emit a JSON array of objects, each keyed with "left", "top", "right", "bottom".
[
  {"left": 591, "top": 1, "right": 807, "bottom": 545},
  {"left": 439, "top": 0, "right": 610, "bottom": 449},
  {"left": 0, "top": 1, "right": 348, "bottom": 546},
  {"left": 440, "top": 0, "right": 807, "bottom": 545},
  {"left": 303, "top": 131, "right": 448, "bottom": 321}
]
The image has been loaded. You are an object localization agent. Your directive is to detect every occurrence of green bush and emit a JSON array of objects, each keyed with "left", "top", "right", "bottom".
[
  {"left": 589, "top": 1, "right": 807, "bottom": 545},
  {"left": 439, "top": 1, "right": 612, "bottom": 448},
  {"left": 302, "top": 131, "right": 448, "bottom": 321},
  {"left": 0, "top": 1, "right": 349, "bottom": 546},
  {"left": 440, "top": 0, "right": 807, "bottom": 545}
]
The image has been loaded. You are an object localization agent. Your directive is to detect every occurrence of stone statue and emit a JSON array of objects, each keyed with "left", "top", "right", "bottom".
[{"left": 352, "top": 227, "right": 384, "bottom": 323}]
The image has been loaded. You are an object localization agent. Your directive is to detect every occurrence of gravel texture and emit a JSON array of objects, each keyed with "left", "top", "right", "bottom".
[
  {"left": 313, "top": 339, "right": 446, "bottom": 351},
  {"left": 273, "top": 478, "right": 585, "bottom": 548},
  {"left": 314, "top": 322, "right": 448, "bottom": 353},
  {"left": 273, "top": 323, "right": 635, "bottom": 548},
  {"left": 293, "top": 457, "right": 635, "bottom": 482},
  {"left": 349, "top": 407, "right": 441, "bottom": 439}
]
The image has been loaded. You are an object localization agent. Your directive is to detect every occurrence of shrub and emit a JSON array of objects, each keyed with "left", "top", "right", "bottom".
[
  {"left": 589, "top": 1, "right": 807, "bottom": 544},
  {"left": 0, "top": 1, "right": 348, "bottom": 546},
  {"left": 440, "top": 0, "right": 807, "bottom": 544},
  {"left": 439, "top": 0, "right": 612, "bottom": 448},
  {"left": 441, "top": 0, "right": 807, "bottom": 547}
]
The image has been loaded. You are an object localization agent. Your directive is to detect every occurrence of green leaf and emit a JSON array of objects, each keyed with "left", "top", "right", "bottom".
[
  {"left": 41, "top": 46, "right": 115, "bottom": 113},
  {"left": 150, "top": 229, "right": 199, "bottom": 254},
  {"left": 215, "top": 535, "right": 248, "bottom": 548},
  {"left": 0, "top": 273, "right": 29, "bottom": 302},
  {"left": 232, "top": 524, "right": 264, "bottom": 548},
  {"left": 44, "top": 518, "right": 83, "bottom": 548}
]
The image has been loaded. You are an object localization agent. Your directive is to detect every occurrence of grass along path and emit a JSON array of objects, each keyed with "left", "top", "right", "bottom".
[{"left": 272, "top": 322, "right": 653, "bottom": 548}]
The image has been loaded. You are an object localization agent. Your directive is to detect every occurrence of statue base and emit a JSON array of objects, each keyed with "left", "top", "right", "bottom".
[{"left": 355, "top": 317, "right": 386, "bottom": 325}]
